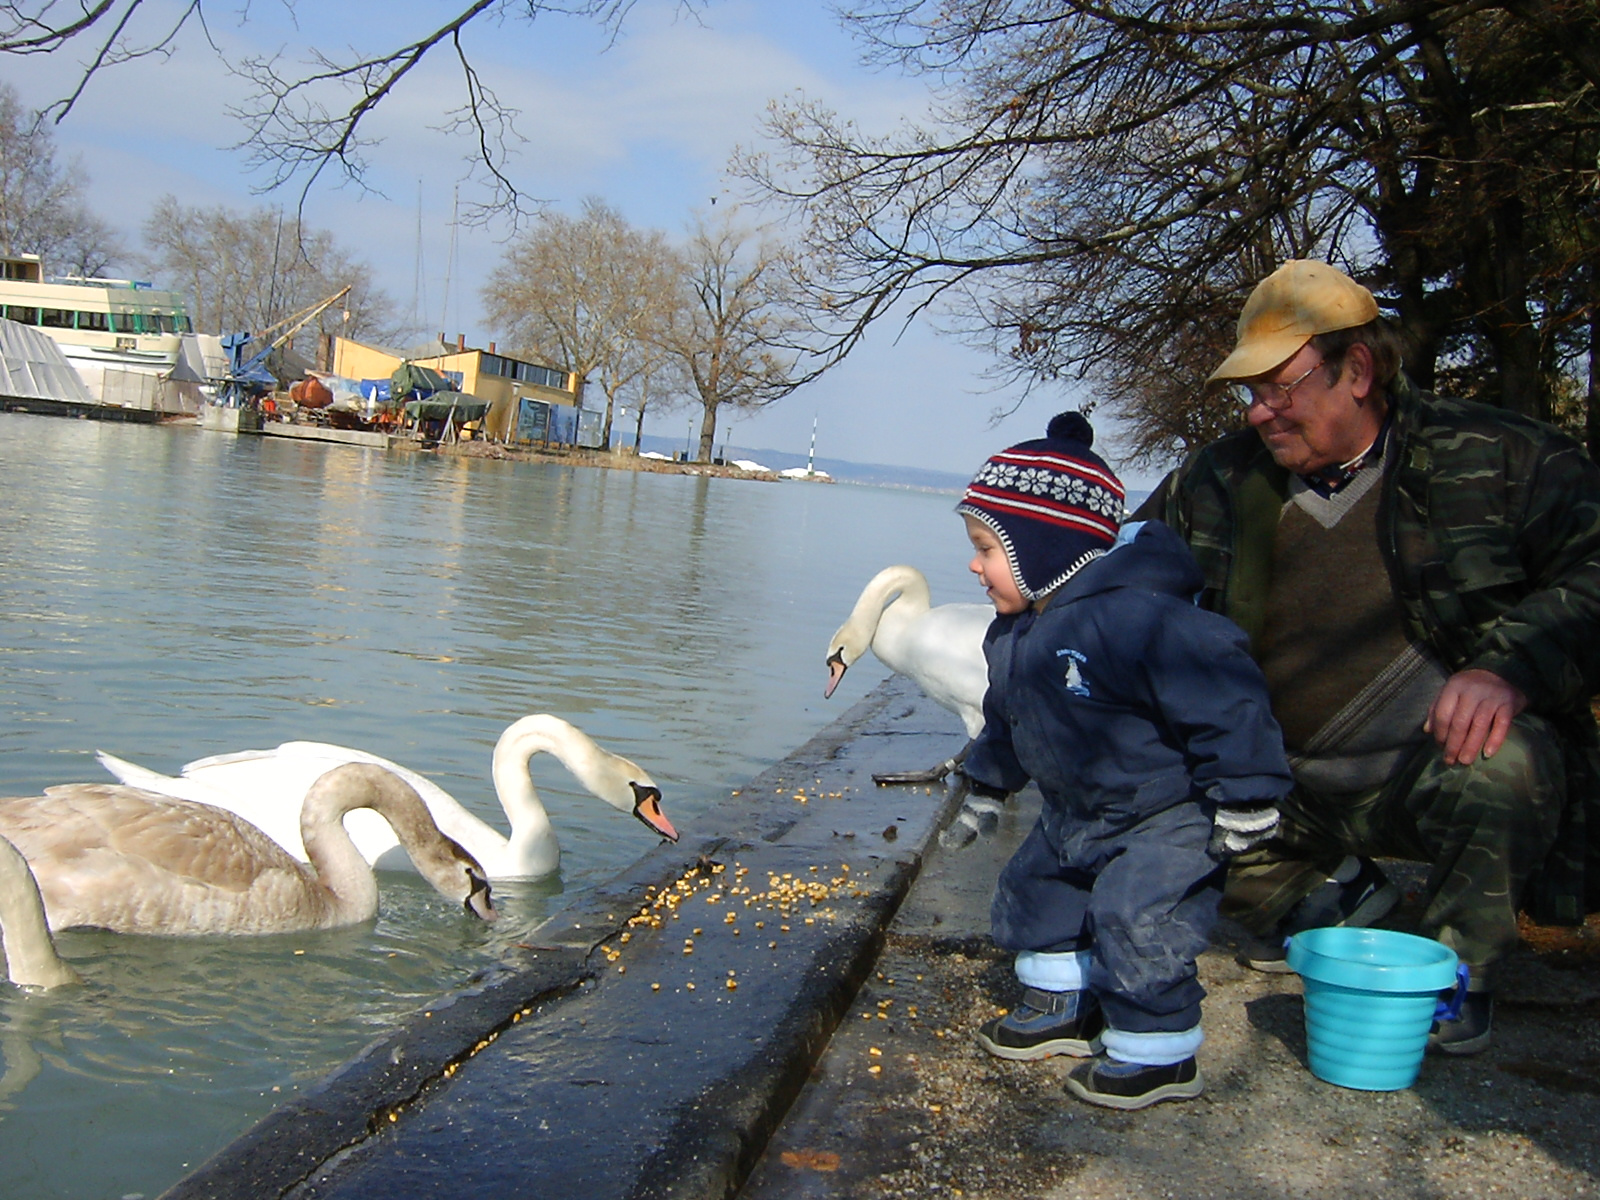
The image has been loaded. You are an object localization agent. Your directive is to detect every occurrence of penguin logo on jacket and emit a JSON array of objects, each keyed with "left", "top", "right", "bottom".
[{"left": 1056, "top": 648, "right": 1090, "bottom": 697}]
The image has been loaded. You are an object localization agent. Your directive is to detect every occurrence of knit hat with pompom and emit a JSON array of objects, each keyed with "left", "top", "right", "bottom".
[{"left": 957, "top": 412, "right": 1126, "bottom": 600}]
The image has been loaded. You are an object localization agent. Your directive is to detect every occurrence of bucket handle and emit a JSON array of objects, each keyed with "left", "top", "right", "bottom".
[{"left": 1433, "top": 962, "right": 1471, "bottom": 1023}]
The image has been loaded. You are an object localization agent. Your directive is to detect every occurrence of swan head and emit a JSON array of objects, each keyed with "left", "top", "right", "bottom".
[
  {"left": 825, "top": 566, "right": 930, "bottom": 698},
  {"left": 630, "top": 782, "right": 678, "bottom": 843},
  {"left": 824, "top": 645, "right": 852, "bottom": 699},
  {"left": 415, "top": 832, "right": 498, "bottom": 922},
  {"left": 459, "top": 853, "right": 498, "bottom": 921}
]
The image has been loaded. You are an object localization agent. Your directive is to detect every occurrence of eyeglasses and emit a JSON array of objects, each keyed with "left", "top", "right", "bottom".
[{"left": 1229, "top": 358, "right": 1326, "bottom": 411}]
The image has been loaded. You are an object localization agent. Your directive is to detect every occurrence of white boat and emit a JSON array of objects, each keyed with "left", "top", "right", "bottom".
[
  {"left": 0, "top": 318, "right": 96, "bottom": 409},
  {"left": 0, "top": 253, "right": 198, "bottom": 413}
]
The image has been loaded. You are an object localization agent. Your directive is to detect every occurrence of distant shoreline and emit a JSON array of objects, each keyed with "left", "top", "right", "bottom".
[{"left": 442, "top": 440, "right": 791, "bottom": 481}]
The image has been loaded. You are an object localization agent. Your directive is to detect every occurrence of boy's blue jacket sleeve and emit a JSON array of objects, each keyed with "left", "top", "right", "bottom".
[
  {"left": 1134, "top": 595, "right": 1292, "bottom": 810},
  {"left": 962, "top": 613, "right": 1033, "bottom": 795}
]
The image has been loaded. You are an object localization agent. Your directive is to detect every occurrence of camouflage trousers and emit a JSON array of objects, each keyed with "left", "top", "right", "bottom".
[{"left": 1223, "top": 713, "right": 1566, "bottom": 971}]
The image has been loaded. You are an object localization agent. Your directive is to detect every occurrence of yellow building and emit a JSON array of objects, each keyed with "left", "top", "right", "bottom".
[{"left": 327, "top": 335, "right": 577, "bottom": 442}]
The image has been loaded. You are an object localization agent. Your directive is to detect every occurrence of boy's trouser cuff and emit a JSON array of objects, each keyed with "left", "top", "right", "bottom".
[
  {"left": 1102, "top": 1023, "right": 1203, "bottom": 1066},
  {"left": 1015, "top": 949, "right": 1091, "bottom": 993}
]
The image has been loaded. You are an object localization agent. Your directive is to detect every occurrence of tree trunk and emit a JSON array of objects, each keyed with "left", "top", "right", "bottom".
[
  {"left": 634, "top": 406, "right": 646, "bottom": 453},
  {"left": 697, "top": 399, "right": 720, "bottom": 462},
  {"left": 1588, "top": 263, "right": 1600, "bottom": 463},
  {"left": 600, "top": 384, "right": 618, "bottom": 450}
]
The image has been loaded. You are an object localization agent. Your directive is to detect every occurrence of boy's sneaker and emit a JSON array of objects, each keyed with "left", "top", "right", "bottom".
[
  {"left": 1240, "top": 856, "right": 1401, "bottom": 973},
  {"left": 975, "top": 988, "right": 1104, "bottom": 1060},
  {"left": 1429, "top": 991, "right": 1493, "bottom": 1056},
  {"left": 1064, "top": 1056, "right": 1203, "bottom": 1110}
]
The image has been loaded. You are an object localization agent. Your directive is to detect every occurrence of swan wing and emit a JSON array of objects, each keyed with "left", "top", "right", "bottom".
[
  {"left": 1, "top": 787, "right": 318, "bottom": 935},
  {"left": 878, "top": 601, "right": 993, "bottom": 736},
  {"left": 101, "top": 746, "right": 397, "bottom": 867}
]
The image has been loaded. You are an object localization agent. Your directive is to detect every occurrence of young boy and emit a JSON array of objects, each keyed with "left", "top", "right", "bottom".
[{"left": 956, "top": 412, "right": 1292, "bottom": 1110}]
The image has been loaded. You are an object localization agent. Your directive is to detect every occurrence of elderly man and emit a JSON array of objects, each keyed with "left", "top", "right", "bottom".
[{"left": 1135, "top": 260, "right": 1600, "bottom": 1055}]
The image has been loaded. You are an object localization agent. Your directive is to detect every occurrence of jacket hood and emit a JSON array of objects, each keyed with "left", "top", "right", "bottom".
[{"left": 1047, "top": 519, "right": 1203, "bottom": 608}]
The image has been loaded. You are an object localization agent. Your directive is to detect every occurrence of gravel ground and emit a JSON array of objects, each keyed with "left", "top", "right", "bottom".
[{"left": 745, "top": 792, "right": 1600, "bottom": 1200}]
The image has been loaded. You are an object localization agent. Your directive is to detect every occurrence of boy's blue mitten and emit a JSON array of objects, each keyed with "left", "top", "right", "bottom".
[
  {"left": 938, "top": 772, "right": 1010, "bottom": 849},
  {"left": 1209, "top": 800, "right": 1281, "bottom": 856}
]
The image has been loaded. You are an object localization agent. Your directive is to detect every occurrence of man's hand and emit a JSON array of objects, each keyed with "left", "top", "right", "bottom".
[{"left": 1424, "top": 668, "right": 1528, "bottom": 766}]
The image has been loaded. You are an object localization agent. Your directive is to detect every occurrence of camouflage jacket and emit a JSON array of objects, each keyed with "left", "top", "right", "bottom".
[{"left": 1133, "top": 373, "right": 1600, "bottom": 919}]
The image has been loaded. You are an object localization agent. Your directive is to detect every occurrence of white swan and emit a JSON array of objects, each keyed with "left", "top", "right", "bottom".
[
  {"left": 826, "top": 565, "right": 992, "bottom": 731},
  {"left": 96, "top": 714, "right": 677, "bottom": 880},
  {"left": 0, "top": 764, "right": 496, "bottom": 936},
  {"left": 825, "top": 565, "right": 993, "bottom": 784},
  {"left": 0, "top": 835, "right": 80, "bottom": 988}
]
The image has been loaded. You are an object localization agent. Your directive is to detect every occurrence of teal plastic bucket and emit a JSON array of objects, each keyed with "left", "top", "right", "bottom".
[{"left": 1287, "top": 927, "right": 1463, "bottom": 1091}]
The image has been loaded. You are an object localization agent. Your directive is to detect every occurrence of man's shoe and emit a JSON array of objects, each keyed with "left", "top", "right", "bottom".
[
  {"left": 1429, "top": 991, "right": 1493, "bottom": 1056},
  {"left": 1241, "top": 857, "right": 1401, "bottom": 973},
  {"left": 1064, "top": 1056, "right": 1203, "bottom": 1110},
  {"left": 975, "top": 988, "right": 1103, "bottom": 1060}
]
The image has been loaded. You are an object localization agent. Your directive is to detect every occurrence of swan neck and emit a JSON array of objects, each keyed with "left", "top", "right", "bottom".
[
  {"left": 299, "top": 776, "right": 388, "bottom": 924},
  {"left": 492, "top": 729, "right": 554, "bottom": 828},
  {"left": 842, "top": 567, "right": 930, "bottom": 657},
  {"left": 0, "top": 837, "right": 79, "bottom": 987},
  {"left": 867, "top": 568, "right": 931, "bottom": 657}
]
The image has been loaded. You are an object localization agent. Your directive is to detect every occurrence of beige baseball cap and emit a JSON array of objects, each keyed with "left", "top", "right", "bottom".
[{"left": 1208, "top": 260, "right": 1380, "bottom": 382}]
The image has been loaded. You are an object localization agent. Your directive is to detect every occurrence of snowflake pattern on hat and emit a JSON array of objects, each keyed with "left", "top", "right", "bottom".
[{"left": 972, "top": 459, "right": 1122, "bottom": 519}]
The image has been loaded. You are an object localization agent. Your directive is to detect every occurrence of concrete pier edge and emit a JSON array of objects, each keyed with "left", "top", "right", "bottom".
[{"left": 160, "top": 676, "right": 968, "bottom": 1199}]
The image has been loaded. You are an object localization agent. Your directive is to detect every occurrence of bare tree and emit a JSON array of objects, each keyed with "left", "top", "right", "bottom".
[
  {"left": 615, "top": 339, "right": 691, "bottom": 452},
  {"left": 653, "top": 208, "right": 809, "bottom": 462},
  {"left": 140, "top": 196, "right": 399, "bottom": 363},
  {"left": 743, "top": 0, "right": 1600, "bottom": 465},
  {"left": 0, "top": 81, "right": 120, "bottom": 275},
  {"left": 482, "top": 197, "right": 680, "bottom": 446},
  {"left": 1, "top": 2, "right": 703, "bottom": 225}
]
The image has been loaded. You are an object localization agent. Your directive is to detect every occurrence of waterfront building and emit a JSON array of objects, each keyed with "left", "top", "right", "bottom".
[
  {"left": 0, "top": 253, "right": 200, "bottom": 412},
  {"left": 324, "top": 334, "right": 588, "bottom": 444}
]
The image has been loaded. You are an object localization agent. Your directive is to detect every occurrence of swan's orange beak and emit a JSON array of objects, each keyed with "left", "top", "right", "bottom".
[
  {"left": 825, "top": 649, "right": 847, "bottom": 699},
  {"left": 631, "top": 783, "right": 679, "bottom": 843}
]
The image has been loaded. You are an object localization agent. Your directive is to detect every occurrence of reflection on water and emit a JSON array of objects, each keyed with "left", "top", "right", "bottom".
[{"left": 0, "top": 413, "right": 977, "bottom": 1199}]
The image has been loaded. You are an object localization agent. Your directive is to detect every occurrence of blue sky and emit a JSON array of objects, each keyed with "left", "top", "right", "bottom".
[{"left": 6, "top": 0, "right": 1168, "bottom": 488}]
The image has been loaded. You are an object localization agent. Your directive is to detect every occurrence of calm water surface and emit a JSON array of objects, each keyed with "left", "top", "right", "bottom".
[{"left": 0, "top": 412, "right": 978, "bottom": 1199}]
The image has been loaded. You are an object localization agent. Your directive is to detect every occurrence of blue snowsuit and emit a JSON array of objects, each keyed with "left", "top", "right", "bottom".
[{"left": 966, "top": 521, "right": 1292, "bottom": 1036}]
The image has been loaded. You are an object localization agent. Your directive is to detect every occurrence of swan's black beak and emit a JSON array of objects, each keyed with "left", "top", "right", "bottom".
[
  {"left": 465, "top": 870, "right": 497, "bottom": 921},
  {"left": 825, "top": 648, "right": 847, "bottom": 699},
  {"left": 631, "top": 782, "right": 679, "bottom": 843}
]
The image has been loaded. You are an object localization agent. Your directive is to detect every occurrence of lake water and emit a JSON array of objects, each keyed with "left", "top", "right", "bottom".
[{"left": 0, "top": 412, "right": 980, "bottom": 1199}]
